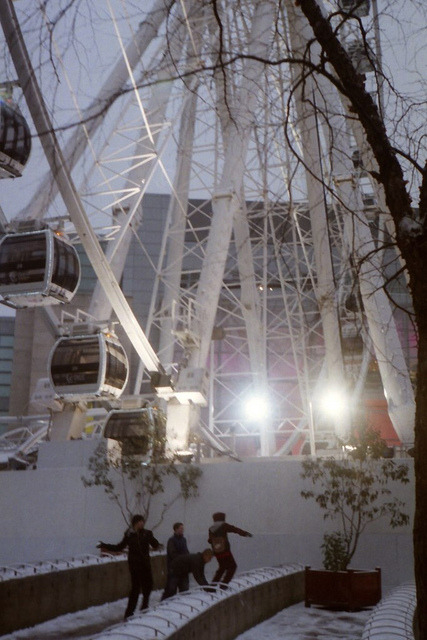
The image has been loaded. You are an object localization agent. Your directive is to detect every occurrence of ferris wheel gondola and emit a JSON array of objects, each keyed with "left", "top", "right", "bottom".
[
  {"left": 0, "top": 228, "right": 81, "bottom": 308},
  {"left": 0, "top": 96, "right": 31, "bottom": 178},
  {"left": 48, "top": 332, "right": 129, "bottom": 400},
  {"left": 0, "top": 0, "right": 413, "bottom": 455},
  {"left": 103, "top": 407, "right": 166, "bottom": 458}
]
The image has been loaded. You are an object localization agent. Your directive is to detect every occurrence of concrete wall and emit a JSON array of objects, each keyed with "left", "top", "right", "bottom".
[
  {"left": 165, "top": 570, "right": 304, "bottom": 640},
  {"left": 1, "top": 561, "right": 304, "bottom": 637},
  {"left": 0, "top": 441, "right": 414, "bottom": 596},
  {"left": 0, "top": 555, "right": 166, "bottom": 635}
]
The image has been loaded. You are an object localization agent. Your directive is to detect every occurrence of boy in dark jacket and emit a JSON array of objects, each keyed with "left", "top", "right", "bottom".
[
  {"left": 161, "top": 522, "right": 190, "bottom": 600},
  {"left": 208, "top": 512, "right": 252, "bottom": 584},
  {"left": 162, "top": 549, "right": 213, "bottom": 599},
  {"left": 97, "top": 514, "right": 162, "bottom": 618}
]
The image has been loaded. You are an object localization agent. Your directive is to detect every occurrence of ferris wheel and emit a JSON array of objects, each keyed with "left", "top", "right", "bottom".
[{"left": 0, "top": 0, "right": 415, "bottom": 458}]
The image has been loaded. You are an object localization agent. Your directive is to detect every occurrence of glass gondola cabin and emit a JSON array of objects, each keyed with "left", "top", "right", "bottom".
[
  {"left": 49, "top": 333, "right": 129, "bottom": 400},
  {"left": 103, "top": 408, "right": 166, "bottom": 459},
  {"left": 0, "top": 229, "right": 81, "bottom": 308},
  {"left": 0, "top": 97, "right": 31, "bottom": 178}
]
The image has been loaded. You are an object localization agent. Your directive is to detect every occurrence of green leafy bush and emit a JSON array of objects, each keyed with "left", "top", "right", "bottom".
[{"left": 301, "top": 427, "right": 410, "bottom": 570}]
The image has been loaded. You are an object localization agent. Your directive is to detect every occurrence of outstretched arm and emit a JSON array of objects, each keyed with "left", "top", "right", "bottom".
[
  {"left": 97, "top": 533, "right": 129, "bottom": 552},
  {"left": 192, "top": 563, "right": 209, "bottom": 586},
  {"left": 225, "top": 523, "right": 252, "bottom": 537}
]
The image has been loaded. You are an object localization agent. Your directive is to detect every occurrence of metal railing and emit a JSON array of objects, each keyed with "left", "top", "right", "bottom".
[
  {"left": 93, "top": 564, "right": 303, "bottom": 640},
  {"left": 0, "top": 552, "right": 126, "bottom": 581},
  {"left": 362, "top": 582, "right": 417, "bottom": 640}
]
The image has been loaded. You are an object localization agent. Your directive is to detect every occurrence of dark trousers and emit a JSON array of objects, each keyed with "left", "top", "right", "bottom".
[
  {"left": 212, "top": 551, "right": 237, "bottom": 584},
  {"left": 125, "top": 562, "right": 153, "bottom": 617},
  {"left": 161, "top": 571, "right": 190, "bottom": 600}
]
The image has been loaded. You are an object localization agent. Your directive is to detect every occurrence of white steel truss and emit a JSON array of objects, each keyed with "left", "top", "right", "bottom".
[{"left": 0, "top": 0, "right": 415, "bottom": 455}]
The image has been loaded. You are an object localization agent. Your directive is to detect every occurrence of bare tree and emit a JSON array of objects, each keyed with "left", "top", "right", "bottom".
[
  {"left": 294, "top": 0, "right": 427, "bottom": 634},
  {"left": 1, "top": 1, "right": 424, "bottom": 631}
]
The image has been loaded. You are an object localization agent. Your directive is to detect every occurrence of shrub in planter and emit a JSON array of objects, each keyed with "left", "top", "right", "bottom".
[
  {"left": 301, "top": 426, "right": 410, "bottom": 608},
  {"left": 321, "top": 531, "right": 349, "bottom": 571}
]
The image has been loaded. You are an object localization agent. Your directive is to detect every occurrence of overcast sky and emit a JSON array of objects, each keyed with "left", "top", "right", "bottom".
[{"left": 1, "top": 0, "right": 426, "bottom": 221}]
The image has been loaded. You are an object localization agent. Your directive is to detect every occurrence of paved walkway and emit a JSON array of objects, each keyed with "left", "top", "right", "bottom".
[
  {"left": 236, "top": 601, "right": 371, "bottom": 640},
  {"left": 2, "top": 592, "right": 372, "bottom": 640}
]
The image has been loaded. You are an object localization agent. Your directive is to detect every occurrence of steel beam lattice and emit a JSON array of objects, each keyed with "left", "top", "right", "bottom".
[{"left": 0, "top": 0, "right": 415, "bottom": 454}]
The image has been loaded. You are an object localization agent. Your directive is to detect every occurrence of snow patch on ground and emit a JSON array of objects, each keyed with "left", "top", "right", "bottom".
[
  {"left": 1, "top": 591, "right": 371, "bottom": 640},
  {"left": 237, "top": 602, "right": 370, "bottom": 640}
]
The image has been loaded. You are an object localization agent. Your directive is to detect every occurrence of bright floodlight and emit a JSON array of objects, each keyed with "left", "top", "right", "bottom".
[
  {"left": 244, "top": 395, "right": 270, "bottom": 421},
  {"left": 319, "top": 388, "right": 347, "bottom": 418}
]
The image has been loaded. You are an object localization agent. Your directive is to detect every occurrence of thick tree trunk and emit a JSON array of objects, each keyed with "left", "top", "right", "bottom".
[
  {"left": 413, "top": 168, "right": 427, "bottom": 639},
  {"left": 296, "top": 1, "right": 427, "bottom": 636},
  {"left": 412, "top": 302, "right": 427, "bottom": 639}
]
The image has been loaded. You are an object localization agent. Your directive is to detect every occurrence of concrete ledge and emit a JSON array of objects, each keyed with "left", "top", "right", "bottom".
[
  {"left": 0, "top": 554, "right": 166, "bottom": 635},
  {"left": 94, "top": 565, "right": 305, "bottom": 640}
]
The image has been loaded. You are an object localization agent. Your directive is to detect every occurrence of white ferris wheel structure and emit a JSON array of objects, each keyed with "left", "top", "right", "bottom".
[{"left": 0, "top": 0, "right": 415, "bottom": 459}]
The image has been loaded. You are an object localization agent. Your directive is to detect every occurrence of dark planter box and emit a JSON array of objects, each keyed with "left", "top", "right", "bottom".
[{"left": 305, "top": 565, "right": 381, "bottom": 611}]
